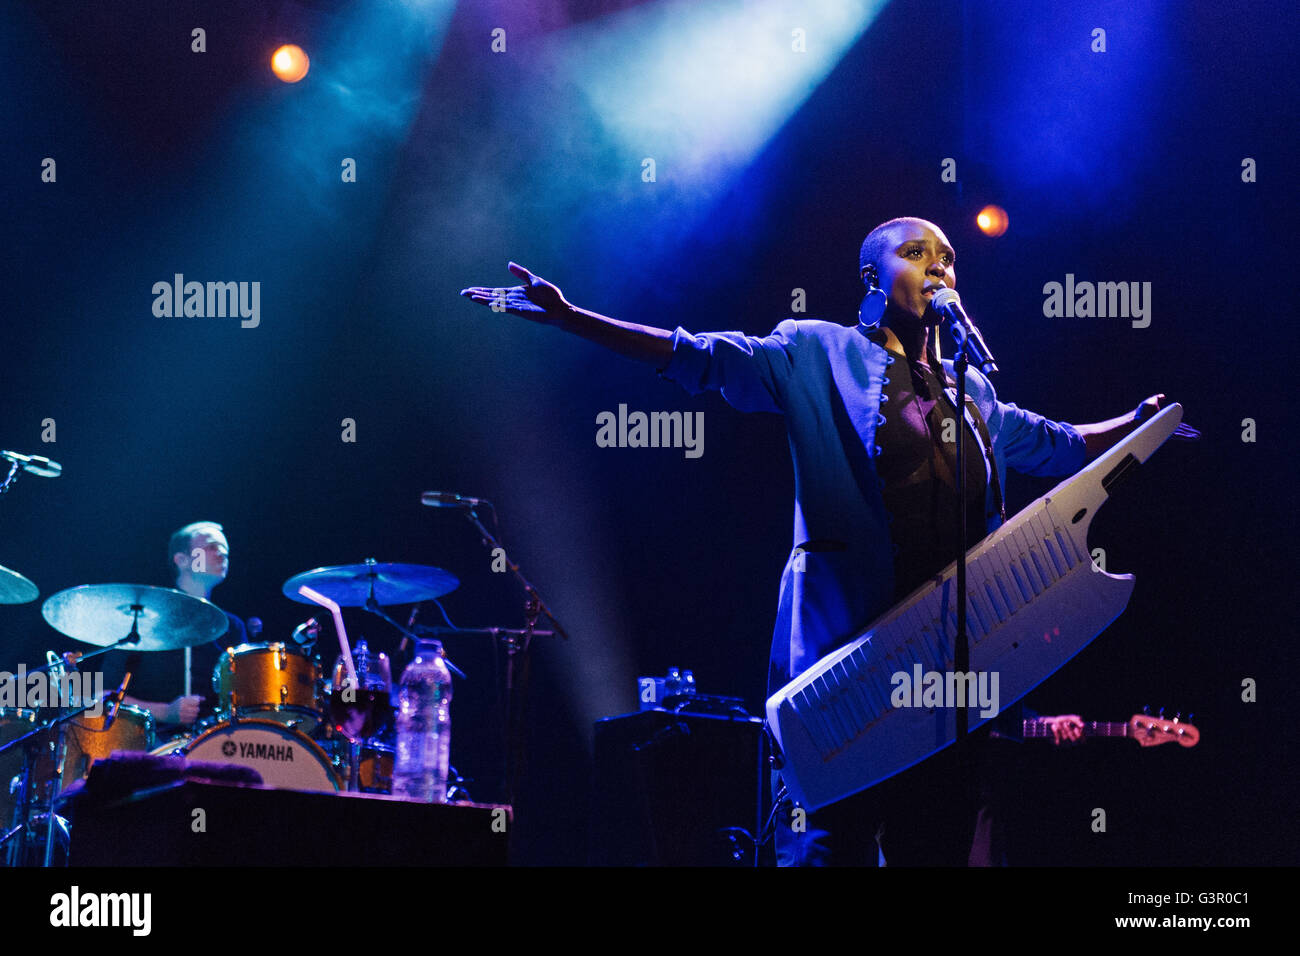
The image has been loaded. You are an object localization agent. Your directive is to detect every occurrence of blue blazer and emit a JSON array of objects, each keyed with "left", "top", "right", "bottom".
[{"left": 661, "top": 317, "right": 1088, "bottom": 693}]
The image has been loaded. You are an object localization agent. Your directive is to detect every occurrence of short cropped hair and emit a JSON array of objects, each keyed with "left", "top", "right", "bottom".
[
  {"left": 167, "top": 521, "right": 224, "bottom": 580},
  {"left": 858, "top": 216, "right": 932, "bottom": 279}
]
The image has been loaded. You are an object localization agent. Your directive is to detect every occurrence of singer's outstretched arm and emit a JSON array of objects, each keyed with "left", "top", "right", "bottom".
[
  {"left": 460, "top": 263, "right": 674, "bottom": 368},
  {"left": 1074, "top": 394, "right": 1173, "bottom": 459}
]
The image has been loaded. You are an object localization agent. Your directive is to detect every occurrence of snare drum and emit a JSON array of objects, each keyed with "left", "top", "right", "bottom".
[
  {"left": 155, "top": 719, "right": 340, "bottom": 793},
  {"left": 212, "top": 642, "right": 322, "bottom": 732}
]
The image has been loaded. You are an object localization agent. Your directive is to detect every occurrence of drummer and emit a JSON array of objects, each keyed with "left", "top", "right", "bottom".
[{"left": 120, "top": 521, "right": 248, "bottom": 728}]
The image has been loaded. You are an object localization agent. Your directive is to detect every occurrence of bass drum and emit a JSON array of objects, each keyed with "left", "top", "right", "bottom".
[{"left": 154, "top": 719, "right": 340, "bottom": 793}]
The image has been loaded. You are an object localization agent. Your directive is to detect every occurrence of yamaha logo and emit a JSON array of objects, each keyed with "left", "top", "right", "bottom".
[{"left": 222, "top": 740, "right": 236, "bottom": 756}]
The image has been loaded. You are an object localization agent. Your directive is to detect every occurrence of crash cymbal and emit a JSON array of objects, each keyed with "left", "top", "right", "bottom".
[
  {"left": 283, "top": 560, "right": 458, "bottom": 607},
  {"left": 0, "top": 565, "right": 38, "bottom": 605},
  {"left": 42, "top": 584, "right": 229, "bottom": 651}
]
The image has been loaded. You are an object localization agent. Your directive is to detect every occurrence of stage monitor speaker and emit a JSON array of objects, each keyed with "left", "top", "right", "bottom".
[{"left": 591, "top": 709, "right": 770, "bottom": 866}]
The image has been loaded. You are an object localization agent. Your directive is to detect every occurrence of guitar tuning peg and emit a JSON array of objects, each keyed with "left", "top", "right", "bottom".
[
  {"left": 1187, "top": 712, "right": 1194, "bottom": 722},
  {"left": 1142, "top": 704, "right": 1150, "bottom": 715},
  {"left": 1174, "top": 711, "right": 1181, "bottom": 721},
  {"left": 1158, "top": 707, "right": 1165, "bottom": 718}
]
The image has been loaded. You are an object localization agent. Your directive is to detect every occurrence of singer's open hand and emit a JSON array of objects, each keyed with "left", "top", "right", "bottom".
[
  {"left": 165, "top": 695, "right": 202, "bottom": 725},
  {"left": 459, "top": 263, "right": 571, "bottom": 324}
]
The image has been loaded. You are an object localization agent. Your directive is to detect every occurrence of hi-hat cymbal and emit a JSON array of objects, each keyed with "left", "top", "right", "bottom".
[
  {"left": 0, "top": 565, "right": 38, "bottom": 605},
  {"left": 42, "top": 584, "right": 230, "bottom": 651},
  {"left": 283, "top": 561, "right": 458, "bottom": 607}
]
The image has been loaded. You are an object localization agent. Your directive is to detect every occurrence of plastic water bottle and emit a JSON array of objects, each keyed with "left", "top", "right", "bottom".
[{"left": 393, "top": 639, "right": 452, "bottom": 802}]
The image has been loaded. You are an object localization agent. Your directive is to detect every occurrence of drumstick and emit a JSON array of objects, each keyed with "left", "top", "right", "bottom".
[
  {"left": 297, "top": 585, "right": 358, "bottom": 690},
  {"left": 184, "top": 646, "right": 192, "bottom": 697}
]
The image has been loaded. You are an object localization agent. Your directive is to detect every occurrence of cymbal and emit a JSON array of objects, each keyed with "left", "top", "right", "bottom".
[
  {"left": 42, "top": 584, "right": 230, "bottom": 651},
  {"left": 0, "top": 564, "right": 38, "bottom": 605},
  {"left": 282, "top": 561, "right": 458, "bottom": 607}
]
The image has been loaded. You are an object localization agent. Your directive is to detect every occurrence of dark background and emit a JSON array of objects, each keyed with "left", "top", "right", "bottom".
[{"left": 3, "top": 0, "right": 1295, "bottom": 865}]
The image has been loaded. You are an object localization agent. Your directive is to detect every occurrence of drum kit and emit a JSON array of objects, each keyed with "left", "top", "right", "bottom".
[
  {"left": 1, "top": 479, "right": 568, "bottom": 866},
  {"left": 0, "top": 559, "right": 476, "bottom": 867}
]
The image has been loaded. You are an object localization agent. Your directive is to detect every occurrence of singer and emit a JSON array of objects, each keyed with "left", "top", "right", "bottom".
[{"left": 461, "top": 216, "right": 1170, "bottom": 865}]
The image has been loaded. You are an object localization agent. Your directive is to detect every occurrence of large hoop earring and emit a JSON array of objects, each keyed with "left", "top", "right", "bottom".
[{"left": 858, "top": 287, "right": 887, "bottom": 328}]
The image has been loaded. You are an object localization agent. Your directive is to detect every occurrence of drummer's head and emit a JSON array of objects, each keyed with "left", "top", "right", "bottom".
[{"left": 168, "top": 521, "right": 229, "bottom": 594}]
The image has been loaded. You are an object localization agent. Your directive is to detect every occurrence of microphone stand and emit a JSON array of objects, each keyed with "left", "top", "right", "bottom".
[
  {"left": 941, "top": 311, "right": 991, "bottom": 849},
  {"left": 456, "top": 504, "right": 568, "bottom": 811},
  {"left": 45, "top": 606, "right": 145, "bottom": 866},
  {"left": 951, "top": 336, "right": 971, "bottom": 768},
  {"left": 0, "top": 699, "right": 99, "bottom": 866},
  {"left": 0, "top": 654, "right": 95, "bottom": 867}
]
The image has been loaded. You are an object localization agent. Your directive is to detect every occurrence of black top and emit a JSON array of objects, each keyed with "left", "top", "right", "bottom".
[
  {"left": 866, "top": 328, "right": 1028, "bottom": 738},
  {"left": 866, "top": 329, "right": 989, "bottom": 603}
]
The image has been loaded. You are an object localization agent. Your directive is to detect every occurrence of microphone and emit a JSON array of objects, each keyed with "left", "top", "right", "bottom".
[
  {"left": 1, "top": 450, "right": 62, "bottom": 478},
  {"left": 927, "top": 288, "right": 999, "bottom": 375},
  {"left": 400, "top": 605, "right": 423, "bottom": 655},
  {"left": 291, "top": 617, "right": 319, "bottom": 646},
  {"left": 103, "top": 652, "right": 142, "bottom": 730},
  {"left": 421, "top": 491, "right": 489, "bottom": 509}
]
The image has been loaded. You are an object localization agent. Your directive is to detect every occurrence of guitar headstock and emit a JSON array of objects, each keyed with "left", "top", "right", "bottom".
[{"left": 1129, "top": 711, "right": 1200, "bottom": 748}]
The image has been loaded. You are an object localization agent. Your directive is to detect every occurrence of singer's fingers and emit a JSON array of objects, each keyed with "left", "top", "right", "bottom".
[
  {"left": 507, "top": 261, "right": 532, "bottom": 282},
  {"left": 461, "top": 286, "right": 524, "bottom": 299}
]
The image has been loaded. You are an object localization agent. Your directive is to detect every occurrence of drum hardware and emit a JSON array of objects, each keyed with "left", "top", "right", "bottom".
[
  {"left": 286, "top": 560, "right": 468, "bottom": 679},
  {"left": 294, "top": 583, "right": 391, "bottom": 792},
  {"left": 324, "top": 736, "right": 394, "bottom": 794},
  {"left": 13, "top": 586, "right": 230, "bottom": 867},
  {"left": 0, "top": 707, "right": 53, "bottom": 866},
  {"left": 0, "top": 694, "right": 137, "bottom": 867},
  {"left": 327, "top": 640, "right": 393, "bottom": 744},
  {"left": 0, "top": 650, "right": 104, "bottom": 866}
]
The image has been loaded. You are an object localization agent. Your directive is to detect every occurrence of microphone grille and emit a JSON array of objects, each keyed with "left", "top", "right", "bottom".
[{"left": 931, "top": 287, "right": 960, "bottom": 309}]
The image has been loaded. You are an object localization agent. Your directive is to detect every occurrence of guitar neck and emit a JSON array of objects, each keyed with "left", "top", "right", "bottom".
[{"left": 1022, "top": 719, "right": 1128, "bottom": 739}]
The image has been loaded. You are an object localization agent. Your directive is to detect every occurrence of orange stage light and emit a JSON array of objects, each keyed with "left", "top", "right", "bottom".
[
  {"left": 976, "top": 204, "right": 1009, "bottom": 237},
  {"left": 271, "top": 44, "right": 310, "bottom": 83}
]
